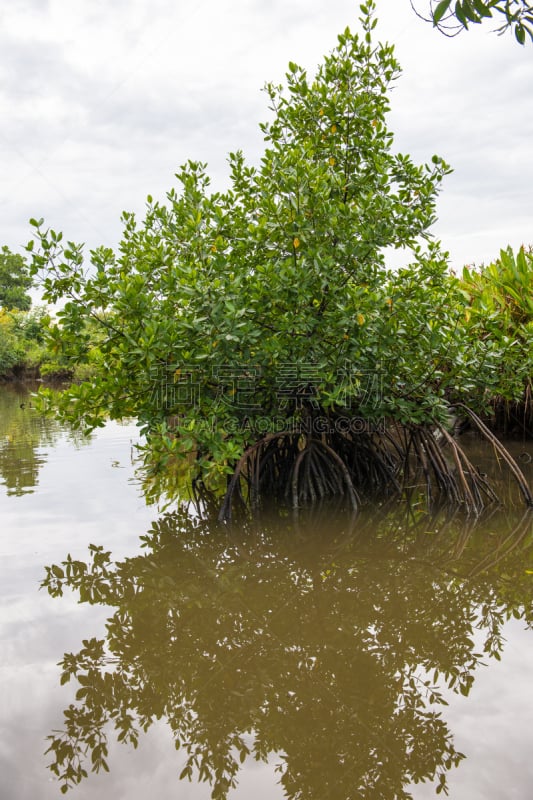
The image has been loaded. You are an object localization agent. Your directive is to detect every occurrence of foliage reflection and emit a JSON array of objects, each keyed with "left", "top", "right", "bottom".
[
  {"left": 0, "top": 384, "right": 90, "bottom": 495},
  {"left": 0, "top": 383, "right": 60, "bottom": 495},
  {"left": 43, "top": 505, "right": 533, "bottom": 798}
]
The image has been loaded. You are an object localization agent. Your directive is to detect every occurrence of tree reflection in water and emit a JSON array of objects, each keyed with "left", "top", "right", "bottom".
[
  {"left": 0, "top": 383, "right": 89, "bottom": 495},
  {"left": 42, "top": 504, "right": 533, "bottom": 799},
  {"left": 0, "top": 383, "right": 60, "bottom": 495}
]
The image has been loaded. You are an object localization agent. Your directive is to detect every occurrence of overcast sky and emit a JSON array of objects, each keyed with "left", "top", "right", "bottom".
[{"left": 1, "top": 0, "right": 532, "bottom": 273}]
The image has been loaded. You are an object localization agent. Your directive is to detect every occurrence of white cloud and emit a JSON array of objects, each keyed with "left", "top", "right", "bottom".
[{"left": 0, "top": 0, "right": 531, "bottom": 268}]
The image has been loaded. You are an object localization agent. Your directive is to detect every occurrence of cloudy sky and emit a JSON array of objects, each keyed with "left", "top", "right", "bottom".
[{"left": 1, "top": 0, "right": 532, "bottom": 273}]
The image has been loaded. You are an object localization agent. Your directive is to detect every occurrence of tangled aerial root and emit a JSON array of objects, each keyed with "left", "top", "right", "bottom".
[{"left": 217, "top": 409, "right": 533, "bottom": 522}]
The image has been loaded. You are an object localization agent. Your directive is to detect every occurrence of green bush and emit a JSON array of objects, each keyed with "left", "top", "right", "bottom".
[
  {"left": 0, "top": 306, "right": 52, "bottom": 377},
  {"left": 27, "top": 4, "right": 531, "bottom": 509},
  {"left": 29, "top": 4, "right": 452, "bottom": 482},
  {"left": 457, "top": 245, "right": 533, "bottom": 431}
]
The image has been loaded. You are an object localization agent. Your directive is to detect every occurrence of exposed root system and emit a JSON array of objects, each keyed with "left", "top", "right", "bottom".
[{"left": 218, "top": 409, "right": 533, "bottom": 522}]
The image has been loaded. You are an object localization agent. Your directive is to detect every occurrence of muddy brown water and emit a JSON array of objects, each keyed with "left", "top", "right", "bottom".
[{"left": 1, "top": 383, "right": 532, "bottom": 800}]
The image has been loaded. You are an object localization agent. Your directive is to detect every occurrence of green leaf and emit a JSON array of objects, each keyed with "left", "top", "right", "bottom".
[
  {"left": 455, "top": 1, "right": 469, "bottom": 25},
  {"left": 461, "top": 0, "right": 481, "bottom": 23},
  {"left": 433, "top": 0, "right": 453, "bottom": 24},
  {"left": 471, "top": 0, "right": 493, "bottom": 18},
  {"left": 515, "top": 22, "right": 526, "bottom": 44}
]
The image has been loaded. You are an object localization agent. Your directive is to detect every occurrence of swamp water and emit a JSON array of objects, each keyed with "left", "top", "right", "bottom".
[{"left": 1, "top": 383, "right": 532, "bottom": 800}]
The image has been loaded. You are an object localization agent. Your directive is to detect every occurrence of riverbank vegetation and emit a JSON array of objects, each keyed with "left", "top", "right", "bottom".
[
  {"left": 0, "top": 305, "right": 48, "bottom": 379},
  {"left": 0, "top": 302, "right": 97, "bottom": 382},
  {"left": 0, "top": 246, "right": 44, "bottom": 378},
  {"left": 458, "top": 245, "right": 533, "bottom": 435},
  {"left": 0, "top": 245, "right": 32, "bottom": 311},
  {"left": 0, "top": 246, "right": 98, "bottom": 381},
  {"left": 27, "top": 3, "right": 532, "bottom": 516}
]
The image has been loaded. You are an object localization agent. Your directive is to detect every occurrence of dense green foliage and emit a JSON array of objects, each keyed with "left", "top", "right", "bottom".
[
  {"left": 0, "top": 306, "right": 50, "bottom": 377},
  {"left": 28, "top": 5, "right": 453, "bottom": 485},
  {"left": 458, "top": 245, "right": 533, "bottom": 431},
  {"left": 0, "top": 246, "right": 33, "bottom": 311},
  {"left": 27, "top": 4, "right": 532, "bottom": 509},
  {"left": 0, "top": 245, "right": 50, "bottom": 377},
  {"left": 413, "top": 0, "right": 533, "bottom": 43},
  {"left": 0, "top": 244, "right": 101, "bottom": 380}
]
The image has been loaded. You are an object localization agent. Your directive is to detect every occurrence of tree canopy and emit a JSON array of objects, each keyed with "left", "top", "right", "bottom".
[
  {"left": 28, "top": 2, "right": 532, "bottom": 514},
  {"left": 29, "top": 4, "right": 450, "bottom": 485},
  {"left": 0, "top": 246, "right": 32, "bottom": 311}
]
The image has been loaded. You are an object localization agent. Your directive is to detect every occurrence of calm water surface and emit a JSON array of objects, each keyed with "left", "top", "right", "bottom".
[{"left": 1, "top": 383, "right": 532, "bottom": 800}]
